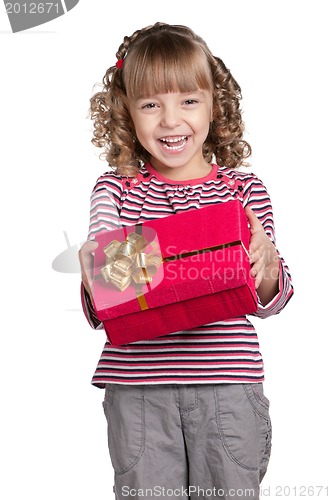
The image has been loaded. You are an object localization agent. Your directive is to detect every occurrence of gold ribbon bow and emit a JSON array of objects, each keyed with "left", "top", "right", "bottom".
[{"left": 100, "top": 232, "right": 162, "bottom": 294}]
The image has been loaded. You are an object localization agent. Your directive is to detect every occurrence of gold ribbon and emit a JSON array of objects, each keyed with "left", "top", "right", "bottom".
[{"left": 100, "top": 233, "right": 162, "bottom": 300}]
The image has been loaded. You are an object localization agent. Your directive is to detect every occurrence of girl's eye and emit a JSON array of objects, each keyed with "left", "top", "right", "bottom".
[
  {"left": 184, "top": 99, "right": 198, "bottom": 105},
  {"left": 142, "top": 103, "right": 158, "bottom": 109}
]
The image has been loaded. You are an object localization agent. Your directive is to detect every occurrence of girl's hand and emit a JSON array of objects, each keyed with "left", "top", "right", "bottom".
[
  {"left": 78, "top": 240, "right": 99, "bottom": 302},
  {"left": 245, "top": 206, "right": 280, "bottom": 304}
]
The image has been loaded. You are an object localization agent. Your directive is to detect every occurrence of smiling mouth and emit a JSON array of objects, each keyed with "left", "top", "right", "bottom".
[{"left": 158, "top": 135, "right": 188, "bottom": 150}]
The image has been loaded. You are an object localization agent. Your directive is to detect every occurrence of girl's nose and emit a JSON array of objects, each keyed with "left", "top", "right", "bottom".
[{"left": 160, "top": 106, "right": 181, "bottom": 128}]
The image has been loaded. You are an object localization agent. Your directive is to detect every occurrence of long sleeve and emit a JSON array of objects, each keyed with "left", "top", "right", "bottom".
[
  {"left": 81, "top": 173, "right": 124, "bottom": 329},
  {"left": 242, "top": 174, "right": 294, "bottom": 318}
]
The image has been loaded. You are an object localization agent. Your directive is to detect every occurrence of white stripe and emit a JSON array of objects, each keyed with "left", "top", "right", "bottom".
[
  {"left": 97, "top": 363, "right": 263, "bottom": 370},
  {"left": 102, "top": 347, "right": 261, "bottom": 354},
  {"left": 100, "top": 354, "right": 262, "bottom": 362},
  {"left": 94, "top": 371, "right": 263, "bottom": 378},
  {"left": 128, "top": 339, "right": 260, "bottom": 346}
]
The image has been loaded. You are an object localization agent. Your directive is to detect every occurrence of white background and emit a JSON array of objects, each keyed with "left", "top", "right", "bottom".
[{"left": 1, "top": 1, "right": 331, "bottom": 499}]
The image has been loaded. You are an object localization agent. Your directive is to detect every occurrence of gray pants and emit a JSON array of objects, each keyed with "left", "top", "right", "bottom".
[{"left": 102, "top": 383, "right": 272, "bottom": 500}]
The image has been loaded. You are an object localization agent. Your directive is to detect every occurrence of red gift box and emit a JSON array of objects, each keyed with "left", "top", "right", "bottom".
[{"left": 92, "top": 200, "right": 258, "bottom": 345}]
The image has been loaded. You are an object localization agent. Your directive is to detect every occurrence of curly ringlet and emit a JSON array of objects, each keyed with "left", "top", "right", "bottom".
[{"left": 89, "top": 22, "right": 251, "bottom": 176}]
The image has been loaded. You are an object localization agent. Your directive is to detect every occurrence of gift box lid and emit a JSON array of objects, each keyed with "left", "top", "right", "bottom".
[{"left": 92, "top": 200, "right": 254, "bottom": 321}]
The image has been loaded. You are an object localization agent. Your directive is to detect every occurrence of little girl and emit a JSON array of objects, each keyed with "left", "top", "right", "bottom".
[{"left": 79, "top": 22, "right": 293, "bottom": 500}]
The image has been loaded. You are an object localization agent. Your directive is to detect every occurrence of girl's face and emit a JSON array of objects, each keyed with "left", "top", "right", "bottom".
[{"left": 128, "top": 90, "right": 213, "bottom": 180}]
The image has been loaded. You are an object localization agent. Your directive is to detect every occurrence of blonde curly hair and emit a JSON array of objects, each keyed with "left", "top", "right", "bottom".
[{"left": 89, "top": 22, "right": 251, "bottom": 176}]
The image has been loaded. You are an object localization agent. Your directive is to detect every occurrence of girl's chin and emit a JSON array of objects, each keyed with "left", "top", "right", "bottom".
[{"left": 151, "top": 157, "right": 191, "bottom": 171}]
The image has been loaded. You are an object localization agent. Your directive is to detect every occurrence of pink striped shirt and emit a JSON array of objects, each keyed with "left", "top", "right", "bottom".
[{"left": 81, "top": 163, "right": 293, "bottom": 388}]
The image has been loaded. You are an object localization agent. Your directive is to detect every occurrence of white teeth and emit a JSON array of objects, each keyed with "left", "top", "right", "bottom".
[
  {"left": 165, "top": 142, "right": 184, "bottom": 150},
  {"left": 159, "top": 135, "right": 187, "bottom": 143},
  {"left": 159, "top": 135, "right": 188, "bottom": 150}
]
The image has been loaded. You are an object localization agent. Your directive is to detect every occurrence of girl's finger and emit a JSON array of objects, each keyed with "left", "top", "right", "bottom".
[
  {"left": 82, "top": 267, "right": 93, "bottom": 292},
  {"left": 249, "top": 247, "right": 261, "bottom": 264},
  {"left": 250, "top": 253, "right": 265, "bottom": 278},
  {"left": 79, "top": 241, "right": 98, "bottom": 272},
  {"left": 250, "top": 260, "right": 265, "bottom": 287},
  {"left": 245, "top": 206, "right": 263, "bottom": 232},
  {"left": 79, "top": 241, "right": 99, "bottom": 301},
  {"left": 254, "top": 269, "right": 264, "bottom": 290},
  {"left": 79, "top": 240, "right": 98, "bottom": 263}
]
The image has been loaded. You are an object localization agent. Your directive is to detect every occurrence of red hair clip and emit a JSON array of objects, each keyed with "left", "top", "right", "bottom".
[{"left": 116, "top": 59, "right": 124, "bottom": 69}]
